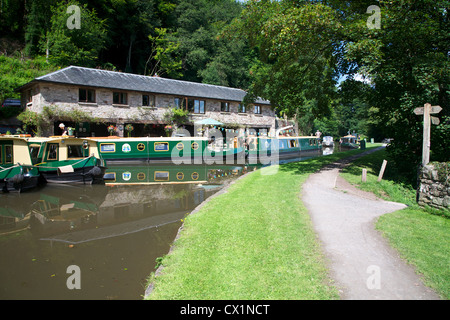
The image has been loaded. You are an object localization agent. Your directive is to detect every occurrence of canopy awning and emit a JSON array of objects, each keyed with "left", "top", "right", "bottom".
[{"left": 194, "top": 118, "right": 224, "bottom": 126}]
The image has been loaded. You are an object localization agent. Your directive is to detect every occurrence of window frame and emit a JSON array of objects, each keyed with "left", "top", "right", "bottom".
[
  {"left": 221, "top": 102, "right": 230, "bottom": 113},
  {"left": 79, "top": 88, "right": 96, "bottom": 103},
  {"left": 142, "top": 94, "right": 155, "bottom": 107},
  {"left": 113, "top": 92, "right": 128, "bottom": 105},
  {"left": 254, "top": 105, "right": 261, "bottom": 114},
  {"left": 194, "top": 100, "right": 205, "bottom": 114}
]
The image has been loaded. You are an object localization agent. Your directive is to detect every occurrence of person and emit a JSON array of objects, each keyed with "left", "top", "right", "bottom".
[
  {"left": 315, "top": 130, "right": 322, "bottom": 138},
  {"left": 59, "top": 123, "right": 68, "bottom": 136}
]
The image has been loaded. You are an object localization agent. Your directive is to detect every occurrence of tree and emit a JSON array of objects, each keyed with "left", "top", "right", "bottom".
[
  {"left": 231, "top": 0, "right": 449, "bottom": 183},
  {"left": 341, "top": 0, "right": 449, "bottom": 181},
  {"left": 42, "top": 1, "right": 107, "bottom": 67},
  {"left": 145, "top": 28, "right": 182, "bottom": 78},
  {"left": 226, "top": 0, "right": 343, "bottom": 129}
]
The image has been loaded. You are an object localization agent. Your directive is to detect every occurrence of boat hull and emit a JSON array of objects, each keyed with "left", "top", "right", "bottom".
[
  {"left": 1, "top": 167, "right": 45, "bottom": 193},
  {"left": 40, "top": 165, "right": 106, "bottom": 185}
]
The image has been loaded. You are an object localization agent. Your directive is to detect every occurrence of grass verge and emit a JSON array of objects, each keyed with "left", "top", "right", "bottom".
[
  {"left": 340, "top": 148, "right": 449, "bottom": 299},
  {"left": 145, "top": 145, "right": 381, "bottom": 300}
]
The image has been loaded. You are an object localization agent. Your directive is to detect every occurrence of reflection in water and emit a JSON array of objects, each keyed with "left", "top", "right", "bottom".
[{"left": 0, "top": 164, "right": 257, "bottom": 300}]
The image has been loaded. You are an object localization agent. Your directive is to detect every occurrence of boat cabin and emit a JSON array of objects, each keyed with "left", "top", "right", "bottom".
[{"left": 26, "top": 137, "right": 101, "bottom": 165}]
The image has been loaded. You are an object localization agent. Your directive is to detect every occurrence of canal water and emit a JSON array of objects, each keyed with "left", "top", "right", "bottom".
[
  {"left": 0, "top": 146, "right": 338, "bottom": 300},
  {"left": 0, "top": 164, "right": 259, "bottom": 299}
]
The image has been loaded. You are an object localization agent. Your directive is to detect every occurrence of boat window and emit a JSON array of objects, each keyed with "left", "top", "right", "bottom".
[
  {"left": 137, "top": 143, "right": 145, "bottom": 151},
  {"left": 155, "top": 142, "right": 169, "bottom": 152},
  {"left": 4, "top": 145, "right": 12, "bottom": 163},
  {"left": 154, "top": 171, "right": 169, "bottom": 181},
  {"left": 67, "top": 145, "right": 84, "bottom": 158},
  {"left": 289, "top": 140, "right": 297, "bottom": 148},
  {"left": 100, "top": 143, "right": 115, "bottom": 153},
  {"left": 137, "top": 172, "right": 146, "bottom": 181},
  {"left": 176, "top": 172, "right": 184, "bottom": 180},
  {"left": 191, "top": 172, "right": 199, "bottom": 180},
  {"left": 191, "top": 142, "right": 199, "bottom": 150},
  {"left": 176, "top": 142, "right": 184, "bottom": 151},
  {"left": 28, "top": 144, "right": 41, "bottom": 159},
  {"left": 47, "top": 143, "right": 58, "bottom": 160}
]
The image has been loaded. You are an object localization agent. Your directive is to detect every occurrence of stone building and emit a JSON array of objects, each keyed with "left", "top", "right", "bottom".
[{"left": 17, "top": 66, "right": 283, "bottom": 137}]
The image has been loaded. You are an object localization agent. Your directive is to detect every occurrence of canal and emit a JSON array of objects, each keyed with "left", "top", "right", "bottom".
[
  {"left": 0, "top": 164, "right": 260, "bottom": 299},
  {"left": 0, "top": 146, "right": 338, "bottom": 300}
]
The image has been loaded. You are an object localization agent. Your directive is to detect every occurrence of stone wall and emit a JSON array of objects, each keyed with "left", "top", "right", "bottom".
[{"left": 417, "top": 162, "right": 450, "bottom": 210}]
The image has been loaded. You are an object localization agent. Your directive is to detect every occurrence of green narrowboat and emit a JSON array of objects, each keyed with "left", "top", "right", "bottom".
[
  {"left": 339, "top": 135, "right": 359, "bottom": 149},
  {"left": 247, "top": 136, "right": 323, "bottom": 163},
  {"left": 91, "top": 136, "right": 246, "bottom": 165},
  {"left": 0, "top": 136, "right": 45, "bottom": 192},
  {"left": 26, "top": 136, "right": 106, "bottom": 184}
]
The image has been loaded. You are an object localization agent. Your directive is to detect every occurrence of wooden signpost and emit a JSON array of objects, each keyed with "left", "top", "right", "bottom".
[{"left": 414, "top": 103, "right": 442, "bottom": 165}]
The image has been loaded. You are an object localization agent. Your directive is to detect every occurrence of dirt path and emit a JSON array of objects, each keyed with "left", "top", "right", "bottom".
[{"left": 302, "top": 148, "right": 440, "bottom": 300}]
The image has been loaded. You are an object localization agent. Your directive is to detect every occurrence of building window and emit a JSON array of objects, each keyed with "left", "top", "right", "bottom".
[
  {"left": 143, "top": 94, "right": 155, "bottom": 107},
  {"left": 194, "top": 100, "right": 205, "bottom": 114},
  {"left": 221, "top": 102, "right": 230, "bottom": 112},
  {"left": 174, "top": 97, "right": 183, "bottom": 109},
  {"left": 238, "top": 104, "right": 246, "bottom": 113},
  {"left": 79, "top": 88, "right": 95, "bottom": 103},
  {"left": 113, "top": 92, "right": 127, "bottom": 105},
  {"left": 254, "top": 105, "right": 261, "bottom": 114}
]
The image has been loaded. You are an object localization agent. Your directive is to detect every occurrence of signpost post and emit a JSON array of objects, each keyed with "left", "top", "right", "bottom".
[{"left": 414, "top": 103, "right": 442, "bottom": 165}]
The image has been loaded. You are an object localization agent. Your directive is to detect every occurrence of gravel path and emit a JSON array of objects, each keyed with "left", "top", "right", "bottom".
[{"left": 302, "top": 148, "right": 440, "bottom": 300}]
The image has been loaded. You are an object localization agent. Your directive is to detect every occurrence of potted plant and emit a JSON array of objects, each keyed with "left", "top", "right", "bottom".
[
  {"left": 107, "top": 124, "right": 117, "bottom": 136},
  {"left": 164, "top": 125, "right": 173, "bottom": 137},
  {"left": 125, "top": 124, "right": 134, "bottom": 137}
]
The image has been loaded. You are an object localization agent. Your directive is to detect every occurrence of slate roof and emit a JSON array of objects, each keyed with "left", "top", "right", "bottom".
[{"left": 18, "top": 66, "right": 270, "bottom": 105}]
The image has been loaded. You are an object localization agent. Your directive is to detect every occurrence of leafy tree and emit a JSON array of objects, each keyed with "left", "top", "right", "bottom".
[
  {"left": 341, "top": 0, "right": 449, "bottom": 181},
  {"left": 226, "top": 0, "right": 343, "bottom": 129},
  {"left": 145, "top": 28, "right": 182, "bottom": 78},
  {"left": 42, "top": 1, "right": 107, "bottom": 67}
]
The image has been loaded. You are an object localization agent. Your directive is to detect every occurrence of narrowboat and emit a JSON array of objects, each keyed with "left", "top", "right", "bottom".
[
  {"left": 322, "top": 136, "right": 334, "bottom": 147},
  {"left": 339, "top": 135, "right": 359, "bottom": 149},
  {"left": 246, "top": 135, "right": 322, "bottom": 163},
  {"left": 0, "top": 136, "right": 45, "bottom": 192},
  {"left": 91, "top": 136, "right": 246, "bottom": 165},
  {"left": 26, "top": 136, "right": 106, "bottom": 184}
]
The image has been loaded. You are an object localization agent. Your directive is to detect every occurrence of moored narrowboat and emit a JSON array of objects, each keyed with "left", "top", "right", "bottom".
[
  {"left": 27, "top": 136, "right": 106, "bottom": 184},
  {"left": 339, "top": 134, "right": 359, "bottom": 149},
  {"left": 246, "top": 135, "right": 322, "bottom": 163},
  {"left": 322, "top": 136, "right": 334, "bottom": 147},
  {"left": 0, "top": 136, "right": 45, "bottom": 192},
  {"left": 91, "top": 136, "right": 246, "bottom": 165}
]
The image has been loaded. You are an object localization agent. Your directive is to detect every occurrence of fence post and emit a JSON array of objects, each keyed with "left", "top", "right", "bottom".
[{"left": 377, "top": 160, "right": 387, "bottom": 182}]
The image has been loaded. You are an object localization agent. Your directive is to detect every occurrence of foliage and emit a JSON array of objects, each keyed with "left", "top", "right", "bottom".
[
  {"left": 145, "top": 28, "right": 182, "bottom": 78},
  {"left": 0, "top": 54, "right": 59, "bottom": 103},
  {"left": 229, "top": 0, "right": 449, "bottom": 184},
  {"left": 163, "top": 107, "right": 189, "bottom": 125},
  {"left": 42, "top": 1, "right": 107, "bottom": 67}
]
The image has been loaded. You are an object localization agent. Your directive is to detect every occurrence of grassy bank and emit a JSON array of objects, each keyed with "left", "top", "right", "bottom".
[
  {"left": 340, "top": 149, "right": 450, "bottom": 299},
  {"left": 145, "top": 146, "right": 381, "bottom": 300}
]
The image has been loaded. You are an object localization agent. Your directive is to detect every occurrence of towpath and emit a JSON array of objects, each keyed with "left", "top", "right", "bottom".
[{"left": 302, "top": 147, "right": 440, "bottom": 300}]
